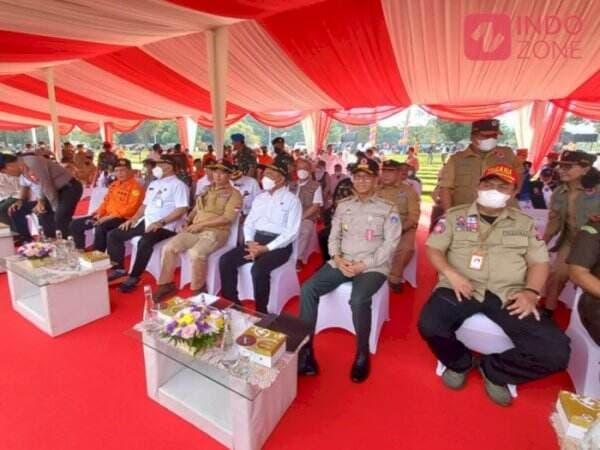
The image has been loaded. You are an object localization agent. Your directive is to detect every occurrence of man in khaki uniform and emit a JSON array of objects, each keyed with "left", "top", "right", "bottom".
[
  {"left": 543, "top": 150, "right": 599, "bottom": 316},
  {"left": 377, "top": 160, "right": 421, "bottom": 292},
  {"left": 289, "top": 158, "right": 323, "bottom": 270},
  {"left": 153, "top": 159, "right": 242, "bottom": 300},
  {"left": 438, "top": 119, "right": 522, "bottom": 211},
  {"left": 419, "top": 164, "right": 570, "bottom": 406},
  {"left": 298, "top": 158, "right": 402, "bottom": 383}
]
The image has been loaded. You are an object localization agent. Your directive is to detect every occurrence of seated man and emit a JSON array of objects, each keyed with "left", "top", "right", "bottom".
[
  {"left": 154, "top": 160, "right": 242, "bottom": 301},
  {"left": 0, "top": 153, "right": 21, "bottom": 231},
  {"left": 219, "top": 161, "right": 301, "bottom": 313},
  {"left": 289, "top": 158, "right": 323, "bottom": 270},
  {"left": 75, "top": 155, "right": 97, "bottom": 188},
  {"left": 69, "top": 159, "right": 143, "bottom": 252},
  {"left": 298, "top": 159, "right": 401, "bottom": 383},
  {"left": 418, "top": 164, "right": 570, "bottom": 406},
  {"left": 377, "top": 160, "right": 421, "bottom": 292},
  {"left": 107, "top": 156, "right": 189, "bottom": 293}
]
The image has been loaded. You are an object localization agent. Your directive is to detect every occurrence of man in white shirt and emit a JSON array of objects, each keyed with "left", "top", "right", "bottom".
[
  {"left": 107, "top": 156, "right": 189, "bottom": 293},
  {"left": 231, "top": 165, "right": 261, "bottom": 244},
  {"left": 219, "top": 161, "right": 302, "bottom": 313},
  {"left": 320, "top": 144, "right": 343, "bottom": 174},
  {"left": 290, "top": 159, "right": 323, "bottom": 270},
  {"left": 0, "top": 153, "right": 20, "bottom": 229},
  {"left": 399, "top": 162, "right": 422, "bottom": 195},
  {"left": 330, "top": 163, "right": 349, "bottom": 194}
]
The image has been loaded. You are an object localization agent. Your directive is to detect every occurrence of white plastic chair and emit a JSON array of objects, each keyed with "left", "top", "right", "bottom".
[
  {"left": 300, "top": 224, "right": 320, "bottom": 264},
  {"left": 565, "top": 288, "right": 600, "bottom": 398},
  {"left": 435, "top": 313, "right": 518, "bottom": 397},
  {"left": 314, "top": 281, "right": 389, "bottom": 354},
  {"left": 236, "top": 240, "right": 300, "bottom": 314},
  {"left": 179, "top": 216, "right": 240, "bottom": 294},
  {"left": 128, "top": 235, "right": 172, "bottom": 282}
]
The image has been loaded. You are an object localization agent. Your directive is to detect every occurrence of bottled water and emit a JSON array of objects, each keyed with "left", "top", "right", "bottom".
[{"left": 65, "top": 236, "right": 79, "bottom": 269}]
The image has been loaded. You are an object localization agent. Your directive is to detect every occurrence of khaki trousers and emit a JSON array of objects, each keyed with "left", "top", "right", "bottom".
[
  {"left": 297, "top": 219, "right": 316, "bottom": 261},
  {"left": 159, "top": 229, "right": 228, "bottom": 290},
  {"left": 545, "top": 243, "right": 571, "bottom": 310},
  {"left": 389, "top": 227, "right": 416, "bottom": 284}
]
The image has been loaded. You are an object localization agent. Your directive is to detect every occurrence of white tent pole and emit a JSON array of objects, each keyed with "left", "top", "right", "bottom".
[
  {"left": 206, "top": 27, "right": 229, "bottom": 159},
  {"left": 44, "top": 67, "right": 61, "bottom": 159},
  {"left": 99, "top": 121, "right": 106, "bottom": 143},
  {"left": 185, "top": 116, "right": 198, "bottom": 152},
  {"left": 31, "top": 128, "right": 37, "bottom": 145}
]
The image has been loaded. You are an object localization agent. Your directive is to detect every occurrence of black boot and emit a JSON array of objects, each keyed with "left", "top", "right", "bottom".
[
  {"left": 350, "top": 351, "right": 370, "bottom": 383},
  {"left": 298, "top": 342, "right": 319, "bottom": 376}
]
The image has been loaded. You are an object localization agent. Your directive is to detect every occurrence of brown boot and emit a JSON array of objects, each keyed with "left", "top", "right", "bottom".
[{"left": 153, "top": 282, "right": 177, "bottom": 302}]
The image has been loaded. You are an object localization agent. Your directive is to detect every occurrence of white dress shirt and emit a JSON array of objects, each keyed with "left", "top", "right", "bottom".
[
  {"left": 0, "top": 172, "right": 19, "bottom": 201},
  {"left": 142, "top": 175, "right": 189, "bottom": 231},
  {"left": 195, "top": 174, "right": 212, "bottom": 196},
  {"left": 542, "top": 184, "right": 553, "bottom": 208},
  {"left": 233, "top": 175, "right": 262, "bottom": 215},
  {"left": 320, "top": 153, "right": 342, "bottom": 174},
  {"left": 19, "top": 175, "right": 41, "bottom": 201},
  {"left": 244, "top": 186, "right": 302, "bottom": 251},
  {"left": 404, "top": 179, "right": 421, "bottom": 196}
]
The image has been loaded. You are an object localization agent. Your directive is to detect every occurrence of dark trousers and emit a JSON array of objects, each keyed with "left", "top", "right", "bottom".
[
  {"left": 48, "top": 179, "right": 83, "bottom": 238},
  {"left": 106, "top": 220, "right": 176, "bottom": 277},
  {"left": 69, "top": 216, "right": 125, "bottom": 251},
  {"left": 300, "top": 264, "right": 386, "bottom": 354},
  {"left": 10, "top": 200, "right": 56, "bottom": 241},
  {"left": 418, "top": 287, "right": 571, "bottom": 385},
  {"left": 219, "top": 231, "right": 292, "bottom": 313},
  {"left": 318, "top": 225, "right": 331, "bottom": 262}
]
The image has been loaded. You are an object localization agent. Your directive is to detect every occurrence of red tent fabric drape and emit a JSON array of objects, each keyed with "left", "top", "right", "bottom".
[
  {"left": 314, "top": 111, "right": 332, "bottom": 151},
  {"left": 0, "top": 120, "right": 36, "bottom": 131},
  {"left": 552, "top": 100, "right": 600, "bottom": 120},
  {"left": 76, "top": 123, "right": 100, "bottom": 134},
  {"left": 422, "top": 103, "right": 527, "bottom": 122},
  {"left": 175, "top": 117, "right": 188, "bottom": 149},
  {"left": 110, "top": 121, "right": 142, "bottom": 133},
  {"left": 529, "top": 101, "right": 568, "bottom": 172},
  {"left": 250, "top": 111, "right": 307, "bottom": 128},
  {"left": 324, "top": 107, "right": 404, "bottom": 125},
  {"left": 196, "top": 113, "right": 246, "bottom": 128},
  {"left": 59, "top": 124, "right": 75, "bottom": 136}
]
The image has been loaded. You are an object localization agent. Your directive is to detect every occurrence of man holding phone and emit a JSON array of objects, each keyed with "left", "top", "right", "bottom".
[{"left": 69, "top": 159, "right": 143, "bottom": 251}]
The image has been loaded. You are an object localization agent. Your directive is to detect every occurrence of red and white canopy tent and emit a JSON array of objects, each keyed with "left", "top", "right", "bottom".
[{"left": 1, "top": 0, "right": 600, "bottom": 169}]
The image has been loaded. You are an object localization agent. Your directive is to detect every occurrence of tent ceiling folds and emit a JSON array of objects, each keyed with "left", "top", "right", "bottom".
[{"left": 0, "top": 0, "right": 599, "bottom": 136}]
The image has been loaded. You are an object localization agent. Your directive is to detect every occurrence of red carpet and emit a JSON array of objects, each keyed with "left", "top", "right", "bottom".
[{"left": 0, "top": 204, "right": 571, "bottom": 450}]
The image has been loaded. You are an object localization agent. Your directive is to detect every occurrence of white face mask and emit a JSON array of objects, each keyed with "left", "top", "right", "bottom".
[
  {"left": 262, "top": 176, "right": 276, "bottom": 191},
  {"left": 297, "top": 169, "right": 310, "bottom": 180},
  {"left": 477, "top": 189, "right": 510, "bottom": 209},
  {"left": 477, "top": 138, "right": 497, "bottom": 152},
  {"left": 152, "top": 166, "right": 163, "bottom": 179}
]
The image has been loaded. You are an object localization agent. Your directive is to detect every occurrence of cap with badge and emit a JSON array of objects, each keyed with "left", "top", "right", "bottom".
[
  {"left": 259, "top": 160, "right": 289, "bottom": 178},
  {"left": 272, "top": 136, "right": 285, "bottom": 146},
  {"left": 480, "top": 164, "right": 518, "bottom": 185},
  {"left": 558, "top": 150, "right": 596, "bottom": 167},
  {"left": 230, "top": 133, "right": 245, "bottom": 143},
  {"left": 381, "top": 160, "right": 401, "bottom": 170},
  {"left": 351, "top": 157, "right": 379, "bottom": 176},
  {"left": 115, "top": 158, "right": 132, "bottom": 169},
  {"left": 471, "top": 119, "right": 503, "bottom": 135},
  {"left": 207, "top": 159, "right": 235, "bottom": 173},
  {"left": 157, "top": 155, "right": 176, "bottom": 166}
]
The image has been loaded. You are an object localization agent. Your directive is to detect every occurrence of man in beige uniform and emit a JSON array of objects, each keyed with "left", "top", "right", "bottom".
[
  {"left": 419, "top": 164, "right": 570, "bottom": 406},
  {"left": 153, "top": 160, "right": 242, "bottom": 301},
  {"left": 298, "top": 158, "right": 402, "bottom": 383},
  {"left": 376, "top": 159, "right": 421, "bottom": 292},
  {"left": 289, "top": 158, "right": 323, "bottom": 270},
  {"left": 438, "top": 119, "right": 522, "bottom": 211},
  {"left": 543, "top": 150, "right": 599, "bottom": 317}
]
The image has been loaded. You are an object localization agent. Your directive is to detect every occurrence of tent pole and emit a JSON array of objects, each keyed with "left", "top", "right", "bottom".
[
  {"left": 206, "top": 27, "right": 229, "bottom": 159},
  {"left": 44, "top": 67, "right": 61, "bottom": 159},
  {"left": 99, "top": 121, "right": 106, "bottom": 143},
  {"left": 186, "top": 116, "right": 198, "bottom": 152},
  {"left": 31, "top": 128, "right": 37, "bottom": 145}
]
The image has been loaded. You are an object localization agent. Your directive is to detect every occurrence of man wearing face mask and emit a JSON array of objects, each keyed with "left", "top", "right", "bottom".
[
  {"left": 298, "top": 158, "right": 402, "bottom": 382},
  {"left": 289, "top": 158, "right": 324, "bottom": 271},
  {"left": 419, "top": 164, "right": 569, "bottom": 407},
  {"left": 106, "top": 155, "right": 189, "bottom": 293},
  {"left": 219, "top": 160, "right": 302, "bottom": 313},
  {"left": 543, "top": 151, "right": 599, "bottom": 317},
  {"left": 438, "top": 119, "right": 522, "bottom": 211}
]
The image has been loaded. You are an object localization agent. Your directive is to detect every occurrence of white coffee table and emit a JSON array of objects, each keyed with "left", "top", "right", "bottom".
[
  {"left": 0, "top": 233, "right": 15, "bottom": 273},
  {"left": 3, "top": 256, "right": 110, "bottom": 336},
  {"left": 131, "top": 301, "right": 308, "bottom": 450}
]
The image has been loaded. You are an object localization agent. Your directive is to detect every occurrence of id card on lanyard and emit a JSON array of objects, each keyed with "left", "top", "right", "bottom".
[
  {"left": 469, "top": 215, "right": 500, "bottom": 270},
  {"left": 154, "top": 189, "right": 164, "bottom": 208}
]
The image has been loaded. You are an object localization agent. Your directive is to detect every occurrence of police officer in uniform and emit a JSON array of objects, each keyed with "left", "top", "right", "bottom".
[
  {"left": 438, "top": 119, "right": 522, "bottom": 211},
  {"left": 69, "top": 159, "right": 143, "bottom": 251},
  {"left": 272, "top": 136, "right": 294, "bottom": 175},
  {"left": 418, "top": 164, "right": 570, "bottom": 406},
  {"left": 298, "top": 158, "right": 402, "bottom": 383},
  {"left": 231, "top": 133, "right": 257, "bottom": 178},
  {"left": 377, "top": 160, "right": 421, "bottom": 292},
  {"left": 219, "top": 160, "right": 302, "bottom": 313},
  {"left": 543, "top": 150, "right": 599, "bottom": 316},
  {"left": 154, "top": 160, "right": 242, "bottom": 301}
]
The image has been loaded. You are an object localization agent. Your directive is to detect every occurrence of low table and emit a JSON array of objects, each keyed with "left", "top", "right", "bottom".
[
  {"left": 0, "top": 231, "right": 16, "bottom": 273},
  {"left": 3, "top": 255, "right": 110, "bottom": 337},
  {"left": 129, "top": 298, "right": 309, "bottom": 450}
]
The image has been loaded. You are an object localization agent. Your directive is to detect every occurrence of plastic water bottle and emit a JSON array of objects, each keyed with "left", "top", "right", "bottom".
[
  {"left": 143, "top": 285, "right": 160, "bottom": 330},
  {"left": 65, "top": 236, "right": 78, "bottom": 269}
]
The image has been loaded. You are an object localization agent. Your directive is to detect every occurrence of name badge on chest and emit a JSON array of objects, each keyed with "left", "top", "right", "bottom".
[
  {"left": 469, "top": 250, "right": 485, "bottom": 270},
  {"left": 365, "top": 215, "right": 374, "bottom": 241}
]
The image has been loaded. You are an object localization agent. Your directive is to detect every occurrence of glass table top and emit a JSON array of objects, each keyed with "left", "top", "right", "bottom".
[{"left": 128, "top": 295, "right": 310, "bottom": 401}]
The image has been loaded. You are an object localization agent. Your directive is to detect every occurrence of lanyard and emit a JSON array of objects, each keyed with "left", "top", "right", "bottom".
[{"left": 476, "top": 214, "right": 502, "bottom": 248}]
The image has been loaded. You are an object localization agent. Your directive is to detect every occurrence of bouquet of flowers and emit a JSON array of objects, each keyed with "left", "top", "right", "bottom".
[
  {"left": 17, "top": 242, "right": 55, "bottom": 259},
  {"left": 161, "top": 304, "right": 226, "bottom": 356}
]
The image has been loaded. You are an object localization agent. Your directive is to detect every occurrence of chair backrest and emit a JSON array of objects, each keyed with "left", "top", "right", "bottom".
[
  {"left": 87, "top": 187, "right": 108, "bottom": 215},
  {"left": 226, "top": 215, "right": 240, "bottom": 247}
]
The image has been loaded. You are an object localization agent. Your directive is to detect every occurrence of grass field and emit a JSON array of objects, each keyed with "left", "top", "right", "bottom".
[{"left": 123, "top": 150, "right": 443, "bottom": 204}]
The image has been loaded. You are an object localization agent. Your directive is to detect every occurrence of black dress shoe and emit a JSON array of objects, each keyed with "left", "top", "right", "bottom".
[
  {"left": 350, "top": 352, "right": 370, "bottom": 383},
  {"left": 298, "top": 344, "right": 319, "bottom": 376}
]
